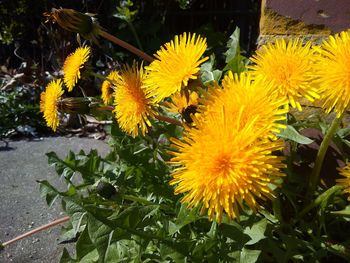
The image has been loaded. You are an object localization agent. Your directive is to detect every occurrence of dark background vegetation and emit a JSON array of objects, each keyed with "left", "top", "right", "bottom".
[{"left": 0, "top": 0, "right": 260, "bottom": 139}]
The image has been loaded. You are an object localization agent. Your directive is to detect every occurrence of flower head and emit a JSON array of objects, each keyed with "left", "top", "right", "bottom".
[
  {"left": 40, "top": 79, "right": 64, "bottom": 131},
  {"left": 63, "top": 46, "right": 91, "bottom": 91},
  {"left": 170, "top": 72, "right": 287, "bottom": 222},
  {"left": 144, "top": 32, "right": 208, "bottom": 102},
  {"left": 170, "top": 108, "right": 286, "bottom": 222},
  {"left": 337, "top": 163, "right": 350, "bottom": 200},
  {"left": 101, "top": 70, "right": 119, "bottom": 105},
  {"left": 113, "top": 63, "right": 156, "bottom": 137},
  {"left": 201, "top": 72, "right": 288, "bottom": 137},
  {"left": 249, "top": 38, "right": 319, "bottom": 111},
  {"left": 313, "top": 30, "right": 350, "bottom": 117}
]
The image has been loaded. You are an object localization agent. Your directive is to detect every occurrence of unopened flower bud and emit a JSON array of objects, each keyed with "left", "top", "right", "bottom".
[{"left": 44, "top": 8, "right": 101, "bottom": 43}]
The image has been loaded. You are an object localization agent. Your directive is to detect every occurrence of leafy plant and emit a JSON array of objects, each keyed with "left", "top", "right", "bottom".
[{"left": 34, "top": 22, "right": 350, "bottom": 262}]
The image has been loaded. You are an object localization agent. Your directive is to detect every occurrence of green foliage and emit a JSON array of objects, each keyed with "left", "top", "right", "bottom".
[
  {"left": 39, "top": 119, "right": 350, "bottom": 262},
  {"left": 36, "top": 9, "right": 350, "bottom": 263},
  {"left": 0, "top": 85, "right": 47, "bottom": 138}
]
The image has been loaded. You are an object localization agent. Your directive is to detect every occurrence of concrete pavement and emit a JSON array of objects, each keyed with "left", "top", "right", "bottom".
[{"left": 0, "top": 137, "right": 109, "bottom": 263}]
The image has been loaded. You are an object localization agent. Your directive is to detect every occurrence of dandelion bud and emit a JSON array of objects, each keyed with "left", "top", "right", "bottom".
[
  {"left": 57, "top": 97, "right": 94, "bottom": 115},
  {"left": 44, "top": 8, "right": 101, "bottom": 43}
]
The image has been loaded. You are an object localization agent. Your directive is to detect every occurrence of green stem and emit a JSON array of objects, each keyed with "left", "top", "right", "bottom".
[
  {"left": 298, "top": 185, "right": 343, "bottom": 219},
  {"left": 309, "top": 113, "right": 344, "bottom": 193},
  {"left": 126, "top": 20, "right": 143, "bottom": 51}
]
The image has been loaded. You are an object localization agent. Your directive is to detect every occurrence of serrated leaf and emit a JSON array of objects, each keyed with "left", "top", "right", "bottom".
[
  {"left": 240, "top": 248, "right": 261, "bottom": 263},
  {"left": 223, "top": 27, "right": 247, "bottom": 73},
  {"left": 243, "top": 218, "right": 267, "bottom": 245},
  {"left": 225, "top": 27, "right": 240, "bottom": 63},
  {"left": 219, "top": 223, "right": 250, "bottom": 246},
  {"left": 65, "top": 199, "right": 87, "bottom": 235},
  {"left": 169, "top": 205, "right": 201, "bottom": 235},
  {"left": 278, "top": 125, "right": 314, "bottom": 144},
  {"left": 200, "top": 54, "right": 222, "bottom": 85},
  {"left": 37, "top": 180, "right": 59, "bottom": 207},
  {"left": 88, "top": 216, "right": 113, "bottom": 262}
]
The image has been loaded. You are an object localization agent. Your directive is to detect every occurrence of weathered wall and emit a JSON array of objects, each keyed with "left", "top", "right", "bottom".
[{"left": 259, "top": 0, "right": 350, "bottom": 45}]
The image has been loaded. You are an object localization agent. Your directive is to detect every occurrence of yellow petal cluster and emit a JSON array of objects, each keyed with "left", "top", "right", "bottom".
[
  {"left": 170, "top": 72, "right": 287, "bottom": 222},
  {"left": 249, "top": 38, "right": 319, "bottom": 111},
  {"left": 63, "top": 45, "right": 91, "bottom": 91},
  {"left": 113, "top": 63, "right": 156, "bottom": 137},
  {"left": 101, "top": 70, "right": 119, "bottom": 105},
  {"left": 313, "top": 30, "right": 350, "bottom": 117},
  {"left": 40, "top": 79, "right": 64, "bottom": 131},
  {"left": 144, "top": 33, "right": 208, "bottom": 102},
  {"left": 201, "top": 72, "right": 288, "bottom": 137}
]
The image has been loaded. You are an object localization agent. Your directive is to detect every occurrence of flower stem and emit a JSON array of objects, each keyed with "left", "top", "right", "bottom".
[
  {"left": 1, "top": 216, "right": 69, "bottom": 248},
  {"left": 126, "top": 20, "right": 143, "bottom": 51},
  {"left": 298, "top": 185, "right": 343, "bottom": 220},
  {"left": 99, "top": 30, "right": 154, "bottom": 63},
  {"left": 155, "top": 115, "right": 183, "bottom": 127},
  {"left": 309, "top": 113, "right": 344, "bottom": 193}
]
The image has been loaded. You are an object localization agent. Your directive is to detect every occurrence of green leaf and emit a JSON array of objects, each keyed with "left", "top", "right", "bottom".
[
  {"left": 64, "top": 199, "right": 87, "bottom": 235},
  {"left": 37, "top": 180, "right": 59, "bottom": 207},
  {"left": 225, "top": 27, "right": 240, "bottom": 63},
  {"left": 88, "top": 216, "right": 113, "bottom": 262},
  {"left": 337, "top": 126, "right": 350, "bottom": 138},
  {"left": 332, "top": 205, "right": 350, "bottom": 216},
  {"left": 240, "top": 248, "right": 261, "bottom": 263},
  {"left": 223, "top": 27, "right": 246, "bottom": 73},
  {"left": 200, "top": 54, "right": 222, "bottom": 85},
  {"left": 243, "top": 219, "right": 267, "bottom": 245},
  {"left": 169, "top": 205, "right": 201, "bottom": 235},
  {"left": 59, "top": 248, "right": 76, "bottom": 263},
  {"left": 219, "top": 223, "right": 250, "bottom": 246},
  {"left": 76, "top": 225, "right": 95, "bottom": 261},
  {"left": 278, "top": 125, "right": 314, "bottom": 144}
]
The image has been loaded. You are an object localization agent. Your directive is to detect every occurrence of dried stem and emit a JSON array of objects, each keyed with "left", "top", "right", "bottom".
[{"left": 1, "top": 216, "right": 69, "bottom": 248}]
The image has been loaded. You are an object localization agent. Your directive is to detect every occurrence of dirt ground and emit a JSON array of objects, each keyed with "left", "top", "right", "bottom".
[{"left": 0, "top": 137, "right": 109, "bottom": 263}]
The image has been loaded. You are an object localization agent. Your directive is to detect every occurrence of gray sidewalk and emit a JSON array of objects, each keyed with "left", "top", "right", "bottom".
[{"left": 0, "top": 137, "right": 109, "bottom": 263}]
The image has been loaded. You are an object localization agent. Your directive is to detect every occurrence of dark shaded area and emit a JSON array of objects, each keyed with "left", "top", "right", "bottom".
[
  {"left": 0, "top": 0, "right": 261, "bottom": 68},
  {"left": 0, "top": 0, "right": 260, "bottom": 139}
]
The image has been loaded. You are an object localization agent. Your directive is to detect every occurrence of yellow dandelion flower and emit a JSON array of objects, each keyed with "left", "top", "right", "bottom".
[
  {"left": 249, "top": 38, "right": 319, "bottom": 111},
  {"left": 101, "top": 70, "right": 119, "bottom": 105},
  {"left": 337, "top": 163, "right": 350, "bottom": 200},
  {"left": 144, "top": 32, "right": 208, "bottom": 102},
  {"left": 63, "top": 45, "right": 91, "bottom": 91},
  {"left": 113, "top": 63, "right": 156, "bottom": 137},
  {"left": 170, "top": 108, "right": 286, "bottom": 222},
  {"left": 40, "top": 79, "right": 64, "bottom": 132},
  {"left": 313, "top": 30, "right": 350, "bottom": 117},
  {"left": 201, "top": 72, "right": 288, "bottom": 136},
  {"left": 164, "top": 91, "right": 199, "bottom": 114}
]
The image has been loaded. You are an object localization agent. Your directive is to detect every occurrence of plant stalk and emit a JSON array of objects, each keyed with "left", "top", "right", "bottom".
[
  {"left": 309, "top": 113, "right": 344, "bottom": 193},
  {"left": 99, "top": 30, "right": 154, "bottom": 62},
  {"left": 126, "top": 20, "right": 143, "bottom": 51},
  {"left": 155, "top": 115, "right": 183, "bottom": 127},
  {"left": 1, "top": 216, "right": 69, "bottom": 248}
]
